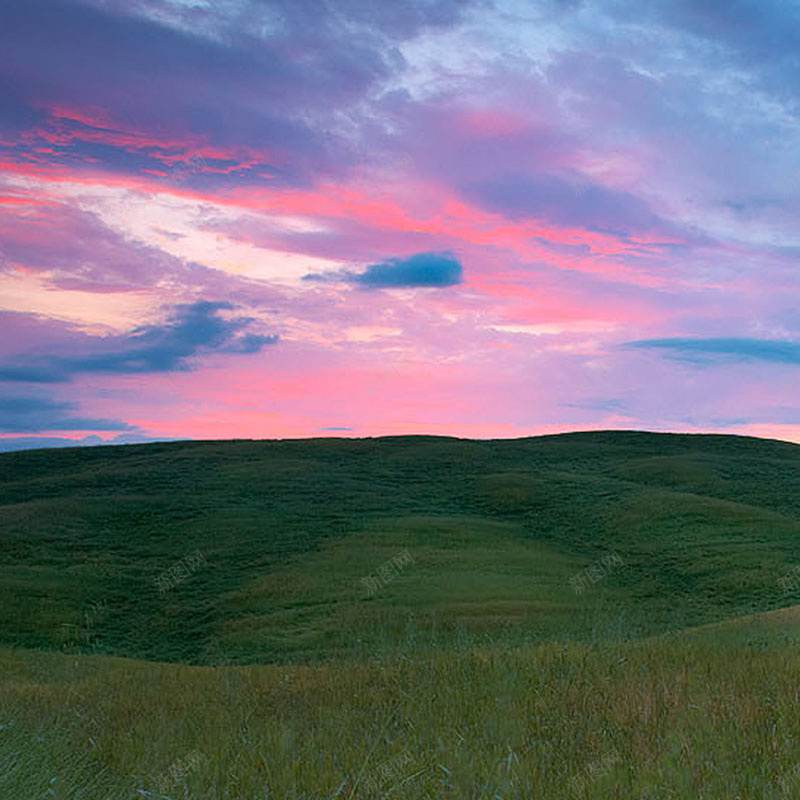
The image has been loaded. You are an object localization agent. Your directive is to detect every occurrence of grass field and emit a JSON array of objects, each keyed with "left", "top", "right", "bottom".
[{"left": 2, "top": 431, "right": 800, "bottom": 797}]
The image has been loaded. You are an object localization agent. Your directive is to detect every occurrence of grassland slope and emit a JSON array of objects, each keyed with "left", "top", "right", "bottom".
[{"left": 2, "top": 430, "right": 799, "bottom": 664}]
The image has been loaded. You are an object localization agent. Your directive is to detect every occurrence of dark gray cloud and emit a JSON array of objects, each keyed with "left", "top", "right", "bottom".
[
  {"left": 625, "top": 337, "right": 800, "bottom": 364},
  {"left": 0, "top": 432, "right": 167, "bottom": 453},
  {"left": 0, "top": 395, "right": 136, "bottom": 433},
  {"left": 0, "top": 300, "right": 278, "bottom": 383},
  {"left": 0, "top": 396, "right": 72, "bottom": 414},
  {"left": 1, "top": 416, "right": 134, "bottom": 433},
  {"left": 305, "top": 251, "right": 463, "bottom": 288}
]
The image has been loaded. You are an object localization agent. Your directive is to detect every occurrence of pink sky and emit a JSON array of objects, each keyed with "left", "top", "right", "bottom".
[{"left": 1, "top": 0, "right": 800, "bottom": 449}]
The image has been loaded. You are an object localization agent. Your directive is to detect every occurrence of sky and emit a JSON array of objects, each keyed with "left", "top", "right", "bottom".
[{"left": 1, "top": 0, "right": 799, "bottom": 449}]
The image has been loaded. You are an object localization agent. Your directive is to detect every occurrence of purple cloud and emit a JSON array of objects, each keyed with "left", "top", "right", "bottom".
[{"left": 0, "top": 301, "right": 278, "bottom": 383}]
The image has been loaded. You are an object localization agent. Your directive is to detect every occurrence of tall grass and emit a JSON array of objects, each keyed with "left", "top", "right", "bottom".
[{"left": 3, "top": 617, "right": 800, "bottom": 799}]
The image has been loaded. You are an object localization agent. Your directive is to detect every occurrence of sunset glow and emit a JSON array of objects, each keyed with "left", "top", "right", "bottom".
[{"left": 1, "top": 0, "right": 799, "bottom": 448}]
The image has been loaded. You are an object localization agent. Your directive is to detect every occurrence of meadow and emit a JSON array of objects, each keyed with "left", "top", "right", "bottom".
[{"left": 2, "top": 431, "right": 800, "bottom": 798}]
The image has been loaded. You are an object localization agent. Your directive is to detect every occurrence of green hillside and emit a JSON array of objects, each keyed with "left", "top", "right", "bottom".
[
  {"left": 4, "top": 431, "right": 800, "bottom": 798},
  {"left": 2, "top": 431, "right": 800, "bottom": 665}
]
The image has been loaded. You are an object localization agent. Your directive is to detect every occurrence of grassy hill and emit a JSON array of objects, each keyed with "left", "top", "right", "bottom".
[
  {"left": 3, "top": 431, "right": 800, "bottom": 798},
  {"left": 2, "top": 431, "right": 800, "bottom": 665}
]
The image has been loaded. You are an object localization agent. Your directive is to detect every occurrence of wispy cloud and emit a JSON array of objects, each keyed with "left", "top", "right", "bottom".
[
  {"left": 0, "top": 301, "right": 278, "bottom": 383},
  {"left": 625, "top": 337, "right": 800, "bottom": 365}
]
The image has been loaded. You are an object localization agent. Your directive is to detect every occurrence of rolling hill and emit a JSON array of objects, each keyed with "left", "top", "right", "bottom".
[
  {"left": 2, "top": 431, "right": 800, "bottom": 798},
  {"left": 2, "top": 431, "right": 799, "bottom": 665}
]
